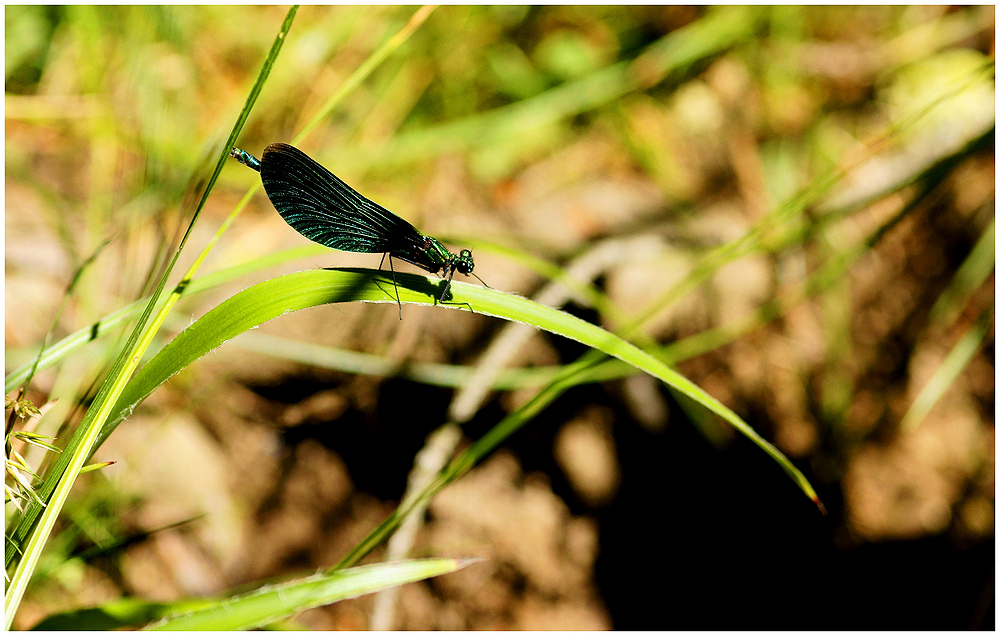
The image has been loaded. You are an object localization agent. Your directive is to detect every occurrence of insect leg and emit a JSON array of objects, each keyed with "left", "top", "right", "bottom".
[
  {"left": 439, "top": 264, "right": 457, "bottom": 302},
  {"left": 386, "top": 254, "right": 403, "bottom": 320}
]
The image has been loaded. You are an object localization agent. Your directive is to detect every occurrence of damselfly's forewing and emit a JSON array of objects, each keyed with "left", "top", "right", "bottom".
[{"left": 258, "top": 143, "right": 425, "bottom": 256}]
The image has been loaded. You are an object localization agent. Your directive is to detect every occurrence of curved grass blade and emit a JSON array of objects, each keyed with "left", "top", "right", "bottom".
[{"left": 100, "top": 268, "right": 820, "bottom": 508}]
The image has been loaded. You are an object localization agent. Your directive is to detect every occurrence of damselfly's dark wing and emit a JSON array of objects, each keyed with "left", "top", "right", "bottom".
[{"left": 259, "top": 143, "right": 424, "bottom": 254}]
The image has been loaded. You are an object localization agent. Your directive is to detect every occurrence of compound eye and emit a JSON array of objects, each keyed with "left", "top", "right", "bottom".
[{"left": 458, "top": 250, "right": 474, "bottom": 274}]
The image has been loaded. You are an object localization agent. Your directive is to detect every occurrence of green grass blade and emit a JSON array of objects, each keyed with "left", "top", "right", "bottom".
[
  {"left": 900, "top": 308, "right": 994, "bottom": 432},
  {"left": 147, "top": 558, "right": 474, "bottom": 631}
]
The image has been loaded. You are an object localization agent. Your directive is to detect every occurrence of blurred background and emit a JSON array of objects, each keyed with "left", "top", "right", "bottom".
[{"left": 5, "top": 5, "right": 994, "bottom": 629}]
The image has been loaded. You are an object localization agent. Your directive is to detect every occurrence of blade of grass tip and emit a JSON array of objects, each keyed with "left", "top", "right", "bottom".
[
  {"left": 4, "top": 8, "right": 299, "bottom": 627},
  {"left": 148, "top": 558, "right": 473, "bottom": 631},
  {"left": 490, "top": 240, "right": 830, "bottom": 507},
  {"left": 293, "top": 5, "right": 437, "bottom": 145}
]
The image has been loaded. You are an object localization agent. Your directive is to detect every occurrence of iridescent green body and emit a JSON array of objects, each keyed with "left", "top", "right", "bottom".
[{"left": 230, "top": 143, "right": 475, "bottom": 311}]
